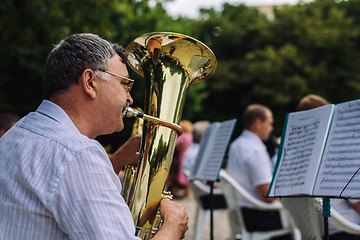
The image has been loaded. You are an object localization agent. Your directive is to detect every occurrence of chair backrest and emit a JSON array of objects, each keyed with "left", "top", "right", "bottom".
[
  {"left": 183, "top": 168, "right": 227, "bottom": 240},
  {"left": 218, "top": 169, "right": 300, "bottom": 240},
  {"left": 281, "top": 198, "right": 322, "bottom": 240},
  {"left": 219, "top": 169, "right": 284, "bottom": 210},
  {"left": 315, "top": 198, "right": 360, "bottom": 235},
  {"left": 331, "top": 206, "right": 360, "bottom": 234},
  {"left": 183, "top": 168, "right": 226, "bottom": 209},
  {"left": 189, "top": 179, "right": 226, "bottom": 207},
  {"left": 282, "top": 197, "right": 360, "bottom": 239},
  {"left": 218, "top": 170, "right": 245, "bottom": 238}
]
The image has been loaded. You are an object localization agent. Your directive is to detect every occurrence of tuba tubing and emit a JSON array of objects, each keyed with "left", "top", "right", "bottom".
[
  {"left": 121, "top": 32, "right": 216, "bottom": 239},
  {"left": 124, "top": 107, "right": 183, "bottom": 136}
]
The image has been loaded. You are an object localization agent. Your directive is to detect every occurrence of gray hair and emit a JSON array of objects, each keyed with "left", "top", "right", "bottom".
[{"left": 44, "top": 33, "right": 126, "bottom": 99}]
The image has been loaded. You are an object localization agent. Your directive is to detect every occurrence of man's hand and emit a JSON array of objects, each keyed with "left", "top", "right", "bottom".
[
  {"left": 351, "top": 201, "right": 360, "bottom": 215},
  {"left": 256, "top": 183, "right": 276, "bottom": 203},
  {"left": 110, "top": 134, "right": 141, "bottom": 174},
  {"left": 152, "top": 199, "right": 189, "bottom": 240}
]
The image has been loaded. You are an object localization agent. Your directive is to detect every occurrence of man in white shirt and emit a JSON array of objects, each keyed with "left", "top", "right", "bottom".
[{"left": 227, "top": 104, "right": 287, "bottom": 233}]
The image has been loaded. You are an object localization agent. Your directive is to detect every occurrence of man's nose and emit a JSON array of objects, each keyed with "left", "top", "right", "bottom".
[{"left": 127, "top": 93, "right": 134, "bottom": 105}]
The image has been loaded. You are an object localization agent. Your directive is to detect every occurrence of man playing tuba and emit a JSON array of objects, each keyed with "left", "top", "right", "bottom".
[{"left": 0, "top": 33, "right": 188, "bottom": 240}]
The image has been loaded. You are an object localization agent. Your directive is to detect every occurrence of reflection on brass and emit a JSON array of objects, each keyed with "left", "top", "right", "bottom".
[{"left": 121, "top": 32, "right": 216, "bottom": 239}]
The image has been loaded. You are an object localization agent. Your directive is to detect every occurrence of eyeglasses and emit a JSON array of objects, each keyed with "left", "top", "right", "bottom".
[{"left": 99, "top": 69, "right": 134, "bottom": 92}]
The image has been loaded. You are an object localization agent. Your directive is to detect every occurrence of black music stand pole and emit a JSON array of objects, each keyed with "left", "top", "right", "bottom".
[
  {"left": 323, "top": 197, "right": 330, "bottom": 240},
  {"left": 208, "top": 181, "right": 215, "bottom": 240}
]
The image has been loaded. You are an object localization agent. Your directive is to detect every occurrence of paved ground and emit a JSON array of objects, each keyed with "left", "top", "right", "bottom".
[{"left": 174, "top": 191, "right": 232, "bottom": 240}]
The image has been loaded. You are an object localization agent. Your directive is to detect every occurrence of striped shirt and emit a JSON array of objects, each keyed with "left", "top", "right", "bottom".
[{"left": 0, "top": 100, "right": 140, "bottom": 239}]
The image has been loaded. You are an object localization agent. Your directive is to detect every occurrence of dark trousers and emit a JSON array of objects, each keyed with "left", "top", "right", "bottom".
[
  {"left": 241, "top": 207, "right": 292, "bottom": 240},
  {"left": 326, "top": 232, "right": 360, "bottom": 240}
]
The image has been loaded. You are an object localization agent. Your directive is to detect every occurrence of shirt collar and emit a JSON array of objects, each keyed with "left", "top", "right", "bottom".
[
  {"left": 242, "top": 129, "right": 263, "bottom": 144},
  {"left": 36, "top": 100, "right": 81, "bottom": 135}
]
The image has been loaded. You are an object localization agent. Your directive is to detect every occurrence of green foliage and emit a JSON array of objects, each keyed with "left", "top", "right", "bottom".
[
  {"left": 2, "top": 0, "right": 360, "bottom": 146},
  {"left": 0, "top": 0, "right": 186, "bottom": 149},
  {"left": 187, "top": 0, "right": 360, "bottom": 136},
  {"left": 0, "top": 0, "right": 182, "bottom": 113},
  {"left": 189, "top": 3, "right": 274, "bottom": 126}
]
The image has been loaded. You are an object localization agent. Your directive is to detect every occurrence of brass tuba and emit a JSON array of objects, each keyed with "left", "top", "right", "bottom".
[{"left": 121, "top": 32, "right": 216, "bottom": 239}]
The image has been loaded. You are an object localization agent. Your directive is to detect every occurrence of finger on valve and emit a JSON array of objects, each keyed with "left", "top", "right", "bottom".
[{"left": 159, "top": 198, "right": 188, "bottom": 237}]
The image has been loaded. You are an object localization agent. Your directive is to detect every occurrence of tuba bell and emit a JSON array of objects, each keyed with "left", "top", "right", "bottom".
[{"left": 121, "top": 32, "right": 216, "bottom": 239}]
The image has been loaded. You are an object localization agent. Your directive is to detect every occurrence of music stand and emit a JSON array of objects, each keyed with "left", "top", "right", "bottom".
[
  {"left": 323, "top": 197, "right": 331, "bottom": 240},
  {"left": 189, "top": 118, "right": 237, "bottom": 240}
]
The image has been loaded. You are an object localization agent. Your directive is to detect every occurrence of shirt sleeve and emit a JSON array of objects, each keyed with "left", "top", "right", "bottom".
[
  {"left": 51, "top": 146, "right": 141, "bottom": 240},
  {"left": 246, "top": 149, "right": 273, "bottom": 187}
]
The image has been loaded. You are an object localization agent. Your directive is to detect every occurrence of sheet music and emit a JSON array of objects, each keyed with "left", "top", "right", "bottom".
[
  {"left": 190, "top": 119, "right": 237, "bottom": 181},
  {"left": 314, "top": 99, "right": 360, "bottom": 198},
  {"left": 189, "top": 124, "right": 212, "bottom": 179},
  {"left": 269, "top": 104, "right": 334, "bottom": 196}
]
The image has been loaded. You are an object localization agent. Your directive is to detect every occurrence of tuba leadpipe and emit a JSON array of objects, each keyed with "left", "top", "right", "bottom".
[
  {"left": 121, "top": 32, "right": 216, "bottom": 239},
  {"left": 123, "top": 106, "right": 183, "bottom": 136}
]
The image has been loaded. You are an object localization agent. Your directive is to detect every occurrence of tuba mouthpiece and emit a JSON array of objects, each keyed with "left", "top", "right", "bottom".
[{"left": 123, "top": 106, "right": 144, "bottom": 118}]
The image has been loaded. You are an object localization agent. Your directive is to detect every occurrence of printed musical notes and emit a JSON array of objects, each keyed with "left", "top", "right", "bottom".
[
  {"left": 269, "top": 104, "right": 334, "bottom": 197},
  {"left": 189, "top": 119, "right": 237, "bottom": 182},
  {"left": 269, "top": 99, "right": 360, "bottom": 198},
  {"left": 314, "top": 101, "right": 360, "bottom": 197}
]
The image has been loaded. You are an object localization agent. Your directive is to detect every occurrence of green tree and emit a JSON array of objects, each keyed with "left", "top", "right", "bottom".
[
  {"left": 2, "top": 0, "right": 360, "bottom": 146},
  {"left": 0, "top": 0, "right": 190, "bottom": 149},
  {"left": 190, "top": 3, "right": 273, "bottom": 124},
  {"left": 0, "top": 0, "right": 190, "bottom": 113},
  {"left": 187, "top": 0, "right": 360, "bottom": 136},
  {"left": 259, "top": 0, "right": 360, "bottom": 131}
]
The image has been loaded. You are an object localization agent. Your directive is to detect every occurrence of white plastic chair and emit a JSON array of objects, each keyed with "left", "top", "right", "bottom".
[
  {"left": 330, "top": 203, "right": 360, "bottom": 234},
  {"left": 218, "top": 169, "right": 301, "bottom": 240},
  {"left": 280, "top": 198, "right": 322, "bottom": 240},
  {"left": 183, "top": 169, "right": 227, "bottom": 240},
  {"left": 281, "top": 197, "right": 360, "bottom": 239}
]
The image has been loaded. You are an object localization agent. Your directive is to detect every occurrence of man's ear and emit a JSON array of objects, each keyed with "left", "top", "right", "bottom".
[
  {"left": 81, "top": 69, "right": 97, "bottom": 99},
  {"left": 0, "top": 129, "right": 5, "bottom": 137},
  {"left": 253, "top": 118, "right": 263, "bottom": 131}
]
